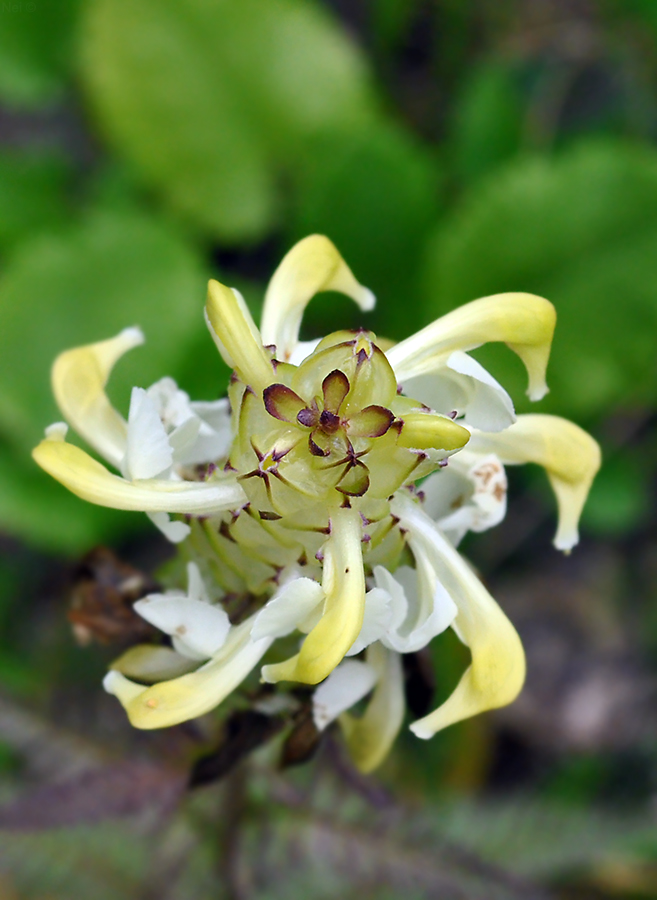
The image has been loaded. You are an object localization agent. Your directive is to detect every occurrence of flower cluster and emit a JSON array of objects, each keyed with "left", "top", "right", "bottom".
[{"left": 33, "top": 236, "right": 600, "bottom": 772}]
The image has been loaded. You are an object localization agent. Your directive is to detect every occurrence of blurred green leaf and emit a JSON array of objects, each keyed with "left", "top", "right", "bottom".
[
  {"left": 580, "top": 451, "right": 650, "bottom": 536},
  {"left": 290, "top": 122, "right": 440, "bottom": 340},
  {"left": 0, "top": 206, "right": 210, "bottom": 550},
  {"left": 422, "top": 140, "right": 657, "bottom": 417},
  {"left": 0, "top": 444, "right": 139, "bottom": 553},
  {"left": 81, "top": 0, "right": 377, "bottom": 242},
  {"left": 0, "top": 150, "right": 71, "bottom": 248},
  {"left": 0, "top": 0, "right": 81, "bottom": 107},
  {"left": 0, "top": 206, "right": 207, "bottom": 452},
  {"left": 449, "top": 60, "right": 524, "bottom": 183},
  {"left": 622, "top": 0, "right": 657, "bottom": 33},
  {"left": 370, "top": 0, "right": 421, "bottom": 56}
]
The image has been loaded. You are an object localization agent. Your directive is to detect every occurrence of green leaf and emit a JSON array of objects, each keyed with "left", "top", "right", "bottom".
[
  {"left": 448, "top": 61, "right": 524, "bottom": 184},
  {"left": 81, "top": 0, "right": 376, "bottom": 242},
  {"left": 0, "top": 207, "right": 208, "bottom": 453},
  {"left": 0, "top": 206, "right": 216, "bottom": 551},
  {"left": 0, "top": 446, "right": 140, "bottom": 553},
  {"left": 370, "top": 0, "right": 422, "bottom": 56},
  {"left": 0, "top": 0, "right": 81, "bottom": 107},
  {"left": 289, "top": 122, "right": 440, "bottom": 340},
  {"left": 580, "top": 451, "right": 650, "bottom": 536},
  {"left": 0, "top": 150, "right": 71, "bottom": 248},
  {"left": 421, "top": 140, "right": 657, "bottom": 417}
]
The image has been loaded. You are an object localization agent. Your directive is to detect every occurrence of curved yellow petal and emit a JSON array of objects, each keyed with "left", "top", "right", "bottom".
[
  {"left": 32, "top": 433, "right": 246, "bottom": 514},
  {"left": 52, "top": 327, "right": 144, "bottom": 468},
  {"left": 261, "top": 506, "right": 365, "bottom": 685},
  {"left": 393, "top": 496, "right": 525, "bottom": 739},
  {"left": 110, "top": 644, "right": 197, "bottom": 683},
  {"left": 340, "top": 643, "right": 405, "bottom": 773},
  {"left": 206, "top": 280, "right": 273, "bottom": 394},
  {"left": 397, "top": 413, "right": 470, "bottom": 452},
  {"left": 260, "top": 235, "right": 375, "bottom": 362},
  {"left": 104, "top": 619, "right": 272, "bottom": 729},
  {"left": 468, "top": 414, "right": 601, "bottom": 551},
  {"left": 387, "top": 293, "right": 556, "bottom": 401}
]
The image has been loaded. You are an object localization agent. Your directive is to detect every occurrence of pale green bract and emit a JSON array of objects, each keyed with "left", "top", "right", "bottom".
[{"left": 32, "top": 235, "right": 601, "bottom": 772}]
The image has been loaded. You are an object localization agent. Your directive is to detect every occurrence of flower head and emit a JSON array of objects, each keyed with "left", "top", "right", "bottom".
[{"left": 33, "top": 235, "right": 601, "bottom": 771}]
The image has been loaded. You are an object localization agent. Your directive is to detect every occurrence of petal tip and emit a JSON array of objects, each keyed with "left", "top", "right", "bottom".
[
  {"left": 361, "top": 287, "right": 376, "bottom": 312},
  {"left": 408, "top": 720, "right": 433, "bottom": 740},
  {"left": 103, "top": 670, "right": 120, "bottom": 693},
  {"left": 527, "top": 383, "right": 549, "bottom": 402},
  {"left": 553, "top": 530, "right": 578, "bottom": 553},
  {"left": 44, "top": 421, "right": 69, "bottom": 441},
  {"left": 120, "top": 326, "right": 145, "bottom": 347}
]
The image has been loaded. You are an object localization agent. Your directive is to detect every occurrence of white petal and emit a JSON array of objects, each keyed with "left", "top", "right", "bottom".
[
  {"left": 186, "top": 562, "right": 211, "bottom": 604},
  {"left": 187, "top": 397, "right": 233, "bottom": 463},
  {"left": 437, "top": 453, "right": 507, "bottom": 543},
  {"left": 312, "top": 660, "right": 377, "bottom": 732},
  {"left": 378, "top": 551, "right": 457, "bottom": 653},
  {"left": 171, "top": 634, "right": 208, "bottom": 661},
  {"left": 346, "top": 588, "right": 393, "bottom": 656},
  {"left": 420, "top": 465, "right": 472, "bottom": 523},
  {"left": 167, "top": 417, "right": 202, "bottom": 462},
  {"left": 445, "top": 351, "right": 516, "bottom": 431},
  {"left": 147, "top": 511, "right": 191, "bottom": 544},
  {"left": 134, "top": 595, "right": 231, "bottom": 659},
  {"left": 373, "top": 566, "right": 410, "bottom": 633},
  {"left": 123, "top": 387, "right": 174, "bottom": 480},
  {"left": 189, "top": 397, "right": 231, "bottom": 431},
  {"left": 287, "top": 338, "right": 321, "bottom": 366},
  {"left": 251, "top": 576, "right": 324, "bottom": 641},
  {"left": 402, "top": 352, "right": 515, "bottom": 432},
  {"left": 146, "top": 377, "right": 194, "bottom": 429},
  {"left": 423, "top": 452, "right": 508, "bottom": 546}
]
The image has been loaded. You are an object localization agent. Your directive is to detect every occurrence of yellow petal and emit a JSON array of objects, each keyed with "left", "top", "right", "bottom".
[
  {"left": 206, "top": 280, "right": 273, "bottom": 394},
  {"left": 52, "top": 327, "right": 144, "bottom": 468},
  {"left": 468, "top": 414, "right": 601, "bottom": 551},
  {"left": 260, "top": 235, "right": 375, "bottom": 362},
  {"left": 339, "top": 643, "right": 405, "bottom": 773},
  {"left": 393, "top": 496, "right": 525, "bottom": 738},
  {"left": 110, "top": 644, "right": 197, "bottom": 683},
  {"left": 261, "top": 506, "right": 365, "bottom": 685},
  {"left": 104, "top": 619, "right": 272, "bottom": 729},
  {"left": 387, "top": 293, "right": 556, "bottom": 401},
  {"left": 397, "top": 413, "right": 470, "bottom": 452},
  {"left": 32, "top": 434, "right": 246, "bottom": 514}
]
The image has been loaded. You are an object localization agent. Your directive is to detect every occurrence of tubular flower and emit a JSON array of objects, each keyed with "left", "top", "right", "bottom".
[{"left": 33, "top": 235, "right": 600, "bottom": 769}]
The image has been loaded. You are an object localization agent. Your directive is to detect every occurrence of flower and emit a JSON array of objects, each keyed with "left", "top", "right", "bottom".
[{"left": 33, "top": 235, "right": 601, "bottom": 770}]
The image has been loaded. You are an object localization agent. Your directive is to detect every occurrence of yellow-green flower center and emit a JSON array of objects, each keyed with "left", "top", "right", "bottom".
[{"left": 228, "top": 329, "right": 470, "bottom": 528}]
